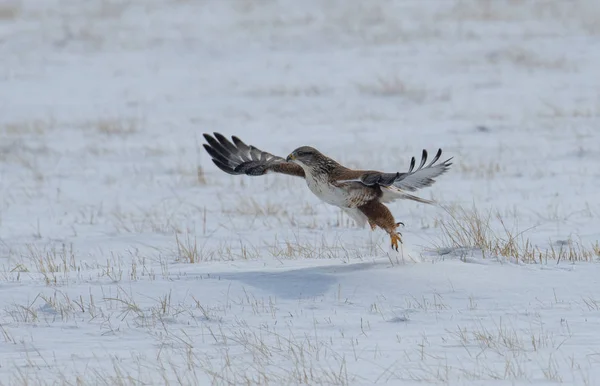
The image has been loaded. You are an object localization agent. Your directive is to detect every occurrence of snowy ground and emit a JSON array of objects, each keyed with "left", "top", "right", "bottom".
[{"left": 1, "top": 0, "right": 600, "bottom": 384}]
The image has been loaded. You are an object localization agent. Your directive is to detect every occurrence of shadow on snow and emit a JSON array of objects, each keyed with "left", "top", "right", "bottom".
[{"left": 212, "top": 260, "right": 386, "bottom": 300}]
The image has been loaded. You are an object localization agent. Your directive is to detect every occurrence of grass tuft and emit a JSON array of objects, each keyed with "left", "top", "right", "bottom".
[
  {"left": 437, "top": 204, "right": 598, "bottom": 263},
  {"left": 175, "top": 233, "right": 200, "bottom": 263}
]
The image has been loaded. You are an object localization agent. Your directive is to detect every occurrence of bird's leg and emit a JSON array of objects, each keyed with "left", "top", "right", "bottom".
[
  {"left": 388, "top": 221, "right": 405, "bottom": 250},
  {"left": 358, "top": 201, "right": 404, "bottom": 251},
  {"left": 389, "top": 222, "right": 403, "bottom": 251},
  {"left": 368, "top": 219, "right": 377, "bottom": 231}
]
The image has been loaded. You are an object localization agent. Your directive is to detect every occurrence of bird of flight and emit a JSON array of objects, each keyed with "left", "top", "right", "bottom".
[{"left": 203, "top": 133, "right": 452, "bottom": 251}]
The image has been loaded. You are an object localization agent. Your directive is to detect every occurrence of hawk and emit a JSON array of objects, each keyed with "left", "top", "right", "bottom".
[{"left": 203, "top": 132, "right": 452, "bottom": 251}]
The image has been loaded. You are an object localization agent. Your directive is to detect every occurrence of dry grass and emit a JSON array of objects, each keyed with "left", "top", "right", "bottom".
[
  {"left": 539, "top": 101, "right": 600, "bottom": 118},
  {"left": 438, "top": 0, "right": 600, "bottom": 40},
  {"left": 0, "top": 119, "right": 54, "bottom": 135},
  {"left": 357, "top": 77, "right": 425, "bottom": 99},
  {"left": 265, "top": 234, "right": 377, "bottom": 261},
  {"left": 3, "top": 326, "right": 353, "bottom": 385},
  {"left": 442, "top": 0, "right": 593, "bottom": 23},
  {"left": 0, "top": 138, "right": 50, "bottom": 182},
  {"left": 443, "top": 0, "right": 535, "bottom": 22},
  {"left": 0, "top": 0, "right": 20, "bottom": 20},
  {"left": 95, "top": 118, "right": 139, "bottom": 136},
  {"left": 224, "top": 197, "right": 289, "bottom": 217},
  {"left": 8, "top": 243, "right": 149, "bottom": 286},
  {"left": 1, "top": 224, "right": 597, "bottom": 385},
  {"left": 436, "top": 204, "right": 600, "bottom": 263},
  {"left": 486, "top": 46, "right": 574, "bottom": 71},
  {"left": 356, "top": 76, "right": 451, "bottom": 103},
  {"left": 245, "top": 85, "right": 330, "bottom": 97},
  {"left": 110, "top": 204, "right": 187, "bottom": 235},
  {"left": 196, "top": 164, "right": 207, "bottom": 185},
  {"left": 175, "top": 233, "right": 200, "bottom": 263},
  {"left": 457, "top": 160, "right": 505, "bottom": 179}
]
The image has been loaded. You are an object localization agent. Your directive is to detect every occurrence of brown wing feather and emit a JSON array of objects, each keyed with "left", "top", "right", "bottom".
[
  {"left": 328, "top": 167, "right": 376, "bottom": 183},
  {"left": 331, "top": 149, "right": 452, "bottom": 191},
  {"left": 203, "top": 133, "right": 305, "bottom": 178}
]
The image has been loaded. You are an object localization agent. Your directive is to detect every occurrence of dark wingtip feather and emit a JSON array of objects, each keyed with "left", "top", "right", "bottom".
[
  {"left": 408, "top": 156, "right": 416, "bottom": 173},
  {"left": 203, "top": 144, "right": 232, "bottom": 166},
  {"left": 426, "top": 148, "right": 443, "bottom": 167},
  {"left": 231, "top": 135, "right": 247, "bottom": 147},
  {"left": 213, "top": 132, "right": 230, "bottom": 143},
  {"left": 417, "top": 149, "right": 427, "bottom": 170},
  {"left": 211, "top": 158, "right": 239, "bottom": 175},
  {"left": 213, "top": 132, "right": 241, "bottom": 156},
  {"left": 231, "top": 135, "right": 251, "bottom": 152},
  {"left": 203, "top": 134, "right": 234, "bottom": 160}
]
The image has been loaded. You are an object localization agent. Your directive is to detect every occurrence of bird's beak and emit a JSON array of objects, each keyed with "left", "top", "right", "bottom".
[{"left": 286, "top": 153, "right": 296, "bottom": 162}]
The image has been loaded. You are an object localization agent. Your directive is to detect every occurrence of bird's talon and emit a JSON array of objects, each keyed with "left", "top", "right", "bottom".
[
  {"left": 390, "top": 232, "right": 403, "bottom": 251},
  {"left": 396, "top": 221, "right": 405, "bottom": 227}
]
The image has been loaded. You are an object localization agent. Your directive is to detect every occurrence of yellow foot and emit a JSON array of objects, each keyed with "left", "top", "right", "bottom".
[{"left": 390, "top": 232, "right": 403, "bottom": 251}]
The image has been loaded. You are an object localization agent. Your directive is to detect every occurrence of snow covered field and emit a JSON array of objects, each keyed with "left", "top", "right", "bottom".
[{"left": 1, "top": 0, "right": 600, "bottom": 384}]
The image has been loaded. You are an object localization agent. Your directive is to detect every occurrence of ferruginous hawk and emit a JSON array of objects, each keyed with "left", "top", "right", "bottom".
[{"left": 203, "top": 133, "right": 452, "bottom": 250}]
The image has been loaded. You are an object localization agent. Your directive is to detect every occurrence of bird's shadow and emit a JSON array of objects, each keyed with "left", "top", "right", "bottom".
[{"left": 213, "top": 260, "right": 384, "bottom": 300}]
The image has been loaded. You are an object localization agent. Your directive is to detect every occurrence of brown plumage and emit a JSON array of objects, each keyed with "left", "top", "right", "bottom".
[
  {"left": 203, "top": 132, "right": 452, "bottom": 250},
  {"left": 358, "top": 200, "right": 403, "bottom": 250}
]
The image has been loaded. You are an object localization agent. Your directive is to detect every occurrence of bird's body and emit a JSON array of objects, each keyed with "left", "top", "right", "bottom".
[
  {"left": 300, "top": 162, "right": 369, "bottom": 208},
  {"left": 203, "top": 133, "right": 453, "bottom": 250},
  {"left": 306, "top": 173, "right": 348, "bottom": 206}
]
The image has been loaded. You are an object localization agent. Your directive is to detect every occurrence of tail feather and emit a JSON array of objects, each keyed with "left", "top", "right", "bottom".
[
  {"left": 401, "top": 193, "right": 435, "bottom": 205},
  {"left": 380, "top": 186, "right": 436, "bottom": 205}
]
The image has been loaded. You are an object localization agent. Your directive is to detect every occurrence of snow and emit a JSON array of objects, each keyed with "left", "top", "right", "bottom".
[{"left": 1, "top": 0, "right": 600, "bottom": 384}]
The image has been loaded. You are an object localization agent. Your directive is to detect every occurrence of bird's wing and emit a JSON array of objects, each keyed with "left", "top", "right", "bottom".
[
  {"left": 389, "top": 149, "right": 453, "bottom": 191},
  {"left": 334, "top": 149, "right": 452, "bottom": 203},
  {"left": 202, "top": 133, "right": 305, "bottom": 178}
]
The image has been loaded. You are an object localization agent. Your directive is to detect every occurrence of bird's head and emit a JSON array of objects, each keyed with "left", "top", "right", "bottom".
[{"left": 286, "top": 146, "right": 323, "bottom": 168}]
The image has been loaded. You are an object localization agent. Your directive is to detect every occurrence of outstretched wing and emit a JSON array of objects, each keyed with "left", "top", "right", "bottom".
[
  {"left": 335, "top": 149, "right": 452, "bottom": 203},
  {"left": 202, "top": 133, "right": 305, "bottom": 178},
  {"left": 386, "top": 149, "right": 452, "bottom": 191}
]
